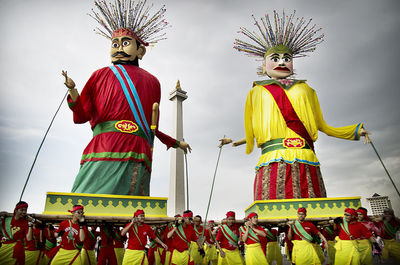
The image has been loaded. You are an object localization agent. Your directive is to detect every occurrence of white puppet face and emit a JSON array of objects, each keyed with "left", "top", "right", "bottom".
[{"left": 263, "top": 53, "right": 293, "bottom": 79}]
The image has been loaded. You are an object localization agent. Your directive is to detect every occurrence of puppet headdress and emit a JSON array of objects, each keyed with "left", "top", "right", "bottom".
[
  {"left": 89, "top": 0, "right": 169, "bottom": 46},
  {"left": 234, "top": 10, "right": 324, "bottom": 58}
]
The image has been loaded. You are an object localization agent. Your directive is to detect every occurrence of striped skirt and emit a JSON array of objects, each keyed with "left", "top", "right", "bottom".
[{"left": 254, "top": 161, "right": 327, "bottom": 200}]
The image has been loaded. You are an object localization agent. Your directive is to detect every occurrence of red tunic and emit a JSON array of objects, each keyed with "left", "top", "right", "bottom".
[
  {"left": 338, "top": 221, "right": 373, "bottom": 240},
  {"left": 68, "top": 65, "right": 177, "bottom": 171},
  {"left": 359, "top": 221, "right": 379, "bottom": 238},
  {"left": 56, "top": 220, "right": 83, "bottom": 250},
  {"left": 216, "top": 224, "right": 240, "bottom": 250},
  {"left": 291, "top": 221, "right": 319, "bottom": 241},
  {"left": 125, "top": 223, "right": 156, "bottom": 250},
  {"left": 205, "top": 229, "right": 216, "bottom": 244},
  {"left": 240, "top": 225, "right": 265, "bottom": 245},
  {"left": 113, "top": 228, "right": 126, "bottom": 248},
  {"left": 164, "top": 225, "right": 175, "bottom": 251},
  {"left": 1, "top": 217, "right": 29, "bottom": 263},
  {"left": 83, "top": 228, "right": 98, "bottom": 250},
  {"left": 25, "top": 227, "right": 42, "bottom": 251},
  {"left": 171, "top": 224, "right": 197, "bottom": 252},
  {"left": 376, "top": 219, "right": 400, "bottom": 239}
]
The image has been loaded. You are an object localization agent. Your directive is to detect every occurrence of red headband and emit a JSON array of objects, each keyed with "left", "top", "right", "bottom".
[
  {"left": 226, "top": 211, "right": 236, "bottom": 218},
  {"left": 356, "top": 209, "right": 369, "bottom": 220},
  {"left": 134, "top": 209, "right": 145, "bottom": 217},
  {"left": 183, "top": 212, "right": 193, "bottom": 218},
  {"left": 174, "top": 214, "right": 181, "bottom": 218},
  {"left": 345, "top": 208, "right": 357, "bottom": 217},
  {"left": 111, "top": 28, "right": 149, "bottom": 47},
  {"left": 15, "top": 203, "right": 28, "bottom": 211},
  {"left": 246, "top": 212, "right": 258, "bottom": 220},
  {"left": 208, "top": 220, "right": 214, "bottom": 223},
  {"left": 68, "top": 205, "right": 84, "bottom": 213},
  {"left": 297, "top": 207, "right": 307, "bottom": 214}
]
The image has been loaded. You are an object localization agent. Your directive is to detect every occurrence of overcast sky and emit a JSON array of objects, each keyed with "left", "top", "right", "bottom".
[{"left": 0, "top": 0, "right": 399, "bottom": 221}]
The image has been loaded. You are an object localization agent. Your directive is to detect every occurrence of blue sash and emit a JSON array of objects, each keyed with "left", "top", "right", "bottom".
[{"left": 109, "top": 64, "right": 153, "bottom": 145}]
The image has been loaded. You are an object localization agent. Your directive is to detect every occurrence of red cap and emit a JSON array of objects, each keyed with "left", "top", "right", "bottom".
[
  {"left": 174, "top": 214, "right": 181, "bottom": 218},
  {"left": 297, "top": 207, "right": 307, "bottom": 214},
  {"left": 68, "top": 205, "right": 84, "bottom": 213},
  {"left": 246, "top": 212, "right": 258, "bottom": 220},
  {"left": 183, "top": 211, "right": 193, "bottom": 218},
  {"left": 134, "top": 209, "right": 145, "bottom": 217},
  {"left": 345, "top": 208, "right": 357, "bottom": 217},
  {"left": 111, "top": 27, "right": 149, "bottom": 46},
  {"left": 208, "top": 220, "right": 215, "bottom": 223},
  {"left": 356, "top": 208, "right": 370, "bottom": 221},
  {"left": 226, "top": 211, "right": 236, "bottom": 218},
  {"left": 14, "top": 202, "right": 28, "bottom": 211}
]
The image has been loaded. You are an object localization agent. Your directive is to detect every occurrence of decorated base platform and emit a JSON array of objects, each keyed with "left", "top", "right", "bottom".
[
  {"left": 245, "top": 196, "right": 361, "bottom": 220},
  {"left": 43, "top": 192, "right": 168, "bottom": 217}
]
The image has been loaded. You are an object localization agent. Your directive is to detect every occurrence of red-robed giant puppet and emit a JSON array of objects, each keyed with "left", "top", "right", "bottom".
[
  {"left": 220, "top": 10, "right": 370, "bottom": 200},
  {"left": 62, "top": 0, "right": 190, "bottom": 196}
]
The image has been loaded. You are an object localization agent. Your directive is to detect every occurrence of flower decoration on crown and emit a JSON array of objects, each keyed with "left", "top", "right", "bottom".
[
  {"left": 89, "top": 0, "right": 169, "bottom": 46},
  {"left": 234, "top": 10, "right": 324, "bottom": 58}
]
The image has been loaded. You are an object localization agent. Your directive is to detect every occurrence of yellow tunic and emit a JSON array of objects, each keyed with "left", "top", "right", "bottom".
[
  {"left": 266, "top": 241, "right": 283, "bottom": 265},
  {"left": 50, "top": 248, "right": 81, "bottom": 265},
  {"left": 244, "top": 243, "right": 269, "bottom": 265},
  {"left": 244, "top": 82, "right": 361, "bottom": 170},
  {"left": 81, "top": 248, "right": 96, "bottom": 265},
  {"left": 122, "top": 249, "right": 148, "bottom": 265},
  {"left": 217, "top": 248, "right": 244, "bottom": 265},
  {"left": 382, "top": 238, "right": 400, "bottom": 262},
  {"left": 114, "top": 247, "right": 125, "bottom": 265},
  {"left": 291, "top": 240, "right": 324, "bottom": 265},
  {"left": 334, "top": 237, "right": 361, "bottom": 265}
]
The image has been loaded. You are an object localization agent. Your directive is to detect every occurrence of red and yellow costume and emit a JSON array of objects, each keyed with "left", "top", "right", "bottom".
[
  {"left": 122, "top": 222, "right": 157, "bottom": 265},
  {"left": 80, "top": 227, "right": 98, "bottom": 265},
  {"left": 239, "top": 213, "right": 268, "bottom": 265},
  {"left": 245, "top": 80, "right": 362, "bottom": 200},
  {"left": 376, "top": 218, "right": 400, "bottom": 262},
  {"left": 25, "top": 226, "right": 44, "bottom": 265},
  {"left": 113, "top": 227, "right": 126, "bottom": 265},
  {"left": 204, "top": 226, "right": 218, "bottom": 265},
  {"left": 170, "top": 224, "right": 197, "bottom": 265},
  {"left": 0, "top": 215, "right": 29, "bottom": 264},
  {"left": 334, "top": 209, "right": 373, "bottom": 265},
  {"left": 190, "top": 224, "right": 205, "bottom": 264},
  {"left": 290, "top": 219, "right": 324, "bottom": 265},
  {"left": 320, "top": 225, "right": 336, "bottom": 264},
  {"left": 265, "top": 228, "right": 282, "bottom": 265},
  {"left": 50, "top": 220, "right": 84, "bottom": 265},
  {"left": 164, "top": 224, "right": 176, "bottom": 265},
  {"left": 216, "top": 212, "right": 243, "bottom": 265}
]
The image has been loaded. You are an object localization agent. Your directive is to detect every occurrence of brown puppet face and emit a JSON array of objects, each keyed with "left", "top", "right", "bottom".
[{"left": 110, "top": 35, "right": 146, "bottom": 64}]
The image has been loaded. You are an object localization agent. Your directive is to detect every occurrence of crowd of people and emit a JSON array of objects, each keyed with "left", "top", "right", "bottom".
[{"left": 0, "top": 202, "right": 399, "bottom": 265}]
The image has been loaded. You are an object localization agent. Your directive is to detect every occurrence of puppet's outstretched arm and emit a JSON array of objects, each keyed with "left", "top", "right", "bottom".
[{"left": 62, "top": 70, "right": 79, "bottom": 102}]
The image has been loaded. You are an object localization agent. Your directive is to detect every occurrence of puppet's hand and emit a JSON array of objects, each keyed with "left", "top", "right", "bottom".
[
  {"left": 62, "top": 70, "right": 76, "bottom": 89},
  {"left": 218, "top": 138, "right": 233, "bottom": 147},
  {"left": 179, "top": 141, "right": 191, "bottom": 154},
  {"left": 358, "top": 128, "right": 371, "bottom": 144}
]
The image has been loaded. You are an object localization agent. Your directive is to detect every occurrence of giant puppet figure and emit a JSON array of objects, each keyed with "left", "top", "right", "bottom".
[
  {"left": 62, "top": 0, "right": 190, "bottom": 196},
  {"left": 220, "top": 11, "right": 369, "bottom": 200}
]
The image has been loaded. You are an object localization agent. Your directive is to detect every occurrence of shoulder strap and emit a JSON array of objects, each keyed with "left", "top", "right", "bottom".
[
  {"left": 263, "top": 84, "right": 314, "bottom": 151},
  {"left": 1, "top": 217, "right": 14, "bottom": 240},
  {"left": 132, "top": 224, "right": 145, "bottom": 247},
  {"left": 340, "top": 219, "right": 352, "bottom": 239},
  {"left": 383, "top": 220, "right": 396, "bottom": 238},
  {"left": 175, "top": 225, "right": 190, "bottom": 248},
  {"left": 108, "top": 65, "right": 152, "bottom": 145},
  {"left": 221, "top": 224, "right": 238, "bottom": 247},
  {"left": 240, "top": 226, "right": 260, "bottom": 243},
  {"left": 292, "top": 221, "right": 313, "bottom": 243},
  {"left": 265, "top": 229, "right": 277, "bottom": 241}
]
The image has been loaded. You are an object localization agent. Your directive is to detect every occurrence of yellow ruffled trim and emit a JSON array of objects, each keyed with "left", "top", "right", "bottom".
[{"left": 255, "top": 149, "right": 320, "bottom": 171}]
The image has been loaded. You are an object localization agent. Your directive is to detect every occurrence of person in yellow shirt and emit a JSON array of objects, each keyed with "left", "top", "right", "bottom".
[{"left": 220, "top": 10, "right": 370, "bottom": 200}]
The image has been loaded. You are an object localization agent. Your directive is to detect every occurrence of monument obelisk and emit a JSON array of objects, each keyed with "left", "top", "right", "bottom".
[{"left": 168, "top": 80, "right": 187, "bottom": 216}]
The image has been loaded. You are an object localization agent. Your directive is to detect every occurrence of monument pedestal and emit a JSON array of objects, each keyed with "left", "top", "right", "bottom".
[
  {"left": 43, "top": 192, "right": 167, "bottom": 217},
  {"left": 245, "top": 197, "right": 361, "bottom": 220}
]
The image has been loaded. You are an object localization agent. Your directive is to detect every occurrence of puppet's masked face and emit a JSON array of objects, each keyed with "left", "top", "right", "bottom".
[
  {"left": 263, "top": 52, "right": 293, "bottom": 79},
  {"left": 110, "top": 35, "right": 146, "bottom": 64}
]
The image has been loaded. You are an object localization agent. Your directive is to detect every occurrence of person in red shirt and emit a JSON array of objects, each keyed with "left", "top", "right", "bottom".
[
  {"left": 239, "top": 212, "right": 268, "bottom": 265},
  {"left": 376, "top": 208, "right": 400, "bottom": 263},
  {"left": 80, "top": 225, "right": 98, "bottom": 265},
  {"left": 320, "top": 224, "right": 336, "bottom": 265},
  {"left": 0, "top": 201, "right": 33, "bottom": 265},
  {"left": 190, "top": 215, "right": 205, "bottom": 265},
  {"left": 287, "top": 207, "right": 327, "bottom": 265},
  {"left": 356, "top": 207, "right": 381, "bottom": 264},
  {"left": 167, "top": 210, "right": 203, "bottom": 265},
  {"left": 25, "top": 223, "right": 45, "bottom": 265},
  {"left": 51, "top": 204, "right": 86, "bottom": 265},
  {"left": 113, "top": 226, "right": 127, "bottom": 265},
  {"left": 43, "top": 223, "right": 59, "bottom": 265},
  {"left": 335, "top": 208, "right": 377, "bottom": 265},
  {"left": 121, "top": 209, "right": 167, "bottom": 265},
  {"left": 264, "top": 225, "right": 282, "bottom": 265},
  {"left": 216, "top": 211, "right": 243, "bottom": 265},
  {"left": 98, "top": 223, "right": 118, "bottom": 265},
  {"left": 164, "top": 214, "right": 181, "bottom": 265},
  {"left": 204, "top": 220, "right": 218, "bottom": 265}
]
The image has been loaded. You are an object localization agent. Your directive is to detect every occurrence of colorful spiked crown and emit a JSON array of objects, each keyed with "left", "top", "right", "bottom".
[
  {"left": 234, "top": 10, "right": 324, "bottom": 58},
  {"left": 89, "top": 0, "right": 169, "bottom": 47}
]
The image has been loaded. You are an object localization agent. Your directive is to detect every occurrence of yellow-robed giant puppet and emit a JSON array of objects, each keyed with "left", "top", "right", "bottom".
[{"left": 220, "top": 10, "right": 370, "bottom": 200}]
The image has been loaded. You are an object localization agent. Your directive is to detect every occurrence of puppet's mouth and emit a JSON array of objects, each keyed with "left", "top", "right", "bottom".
[{"left": 274, "top": 67, "right": 290, "bottom": 72}]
